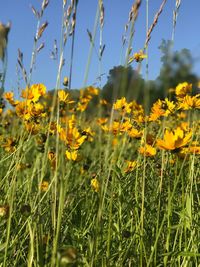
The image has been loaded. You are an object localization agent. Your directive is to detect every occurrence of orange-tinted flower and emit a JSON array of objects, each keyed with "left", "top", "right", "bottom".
[
  {"left": 1, "top": 137, "right": 17, "bottom": 152},
  {"left": 157, "top": 127, "right": 192, "bottom": 151},
  {"left": 128, "top": 127, "right": 143, "bottom": 139},
  {"left": 149, "top": 98, "right": 175, "bottom": 121},
  {"left": 124, "top": 160, "right": 137, "bottom": 173},
  {"left": 21, "top": 84, "right": 46, "bottom": 103},
  {"left": 175, "top": 82, "right": 192, "bottom": 98},
  {"left": 86, "top": 86, "right": 99, "bottom": 95},
  {"left": 178, "top": 95, "right": 200, "bottom": 110},
  {"left": 139, "top": 144, "right": 156, "bottom": 157},
  {"left": 128, "top": 50, "right": 147, "bottom": 64},
  {"left": 39, "top": 181, "right": 49, "bottom": 192}
]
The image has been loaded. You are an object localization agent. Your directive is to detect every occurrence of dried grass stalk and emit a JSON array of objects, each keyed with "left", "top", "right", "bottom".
[
  {"left": 36, "top": 21, "right": 48, "bottom": 40},
  {"left": 145, "top": 0, "right": 167, "bottom": 47},
  {"left": 173, "top": 0, "right": 181, "bottom": 30}
]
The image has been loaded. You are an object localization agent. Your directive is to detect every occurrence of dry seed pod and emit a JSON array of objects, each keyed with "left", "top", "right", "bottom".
[
  {"left": 31, "top": 6, "right": 39, "bottom": 18},
  {"left": 100, "top": 2, "right": 105, "bottom": 28},
  {"left": 145, "top": 0, "right": 167, "bottom": 47},
  {"left": 87, "top": 29, "right": 92, "bottom": 42},
  {"left": 36, "top": 21, "right": 48, "bottom": 40},
  {"left": 63, "top": 0, "right": 67, "bottom": 7},
  {"left": 37, "top": 42, "right": 45, "bottom": 53},
  {"left": 42, "top": 0, "right": 49, "bottom": 11}
]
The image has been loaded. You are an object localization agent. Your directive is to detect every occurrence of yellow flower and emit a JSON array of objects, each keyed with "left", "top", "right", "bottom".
[
  {"left": 189, "top": 146, "right": 200, "bottom": 154},
  {"left": 111, "top": 121, "right": 121, "bottom": 135},
  {"left": 97, "top": 118, "right": 108, "bottom": 125},
  {"left": 1, "top": 137, "right": 17, "bottom": 152},
  {"left": 91, "top": 178, "right": 100, "bottom": 192},
  {"left": 157, "top": 127, "right": 192, "bottom": 151},
  {"left": 128, "top": 127, "right": 143, "bottom": 139},
  {"left": 149, "top": 98, "right": 175, "bottom": 121},
  {"left": 24, "top": 121, "right": 41, "bottom": 135},
  {"left": 59, "top": 127, "right": 87, "bottom": 150},
  {"left": 124, "top": 160, "right": 137, "bottom": 173},
  {"left": 3, "top": 91, "right": 14, "bottom": 102},
  {"left": 120, "top": 119, "right": 132, "bottom": 132},
  {"left": 112, "top": 137, "right": 118, "bottom": 146},
  {"left": 58, "top": 90, "right": 74, "bottom": 104},
  {"left": 178, "top": 95, "right": 200, "bottom": 110},
  {"left": 65, "top": 150, "right": 78, "bottom": 161},
  {"left": 0, "top": 205, "right": 9, "bottom": 218},
  {"left": 100, "top": 99, "right": 108, "bottom": 105},
  {"left": 81, "top": 127, "right": 95, "bottom": 141},
  {"left": 39, "top": 181, "right": 49, "bottom": 192},
  {"left": 21, "top": 84, "right": 46, "bottom": 103},
  {"left": 31, "top": 83, "right": 46, "bottom": 97},
  {"left": 113, "top": 97, "right": 131, "bottom": 114},
  {"left": 128, "top": 50, "right": 147, "bottom": 64},
  {"left": 86, "top": 86, "right": 99, "bottom": 95},
  {"left": 175, "top": 82, "right": 192, "bottom": 98},
  {"left": 48, "top": 151, "right": 56, "bottom": 169},
  {"left": 58, "top": 90, "right": 69, "bottom": 102},
  {"left": 139, "top": 144, "right": 156, "bottom": 157},
  {"left": 28, "top": 102, "right": 45, "bottom": 118},
  {"left": 63, "top": 76, "right": 69, "bottom": 87}
]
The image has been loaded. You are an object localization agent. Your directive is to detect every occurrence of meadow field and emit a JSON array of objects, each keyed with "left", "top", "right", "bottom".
[{"left": 0, "top": 0, "right": 200, "bottom": 266}]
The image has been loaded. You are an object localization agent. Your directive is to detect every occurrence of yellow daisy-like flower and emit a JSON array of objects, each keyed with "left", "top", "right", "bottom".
[
  {"left": 175, "top": 82, "right": 192, "bottom": 98},
  {"left": 91, "top": 178, "right": 100, "bottom": 192},
  {"left": 124, "top": 160, "right": 137, "bottom": 173},
  {"left": 128, "top": 127, "right": 143, "bottom": 139},
  {"left": 21, "top": 84, "right": 46, "bottom": 103},
  {"left": 65, "top": 150, "right": 78, "bottom": 161},
  {"left": 0, "top": 205, "right": 9, "bottom": 218},
  {"left": 58, "top": 90, "right": 74, "bottom": 104},
  {"left": 139, "top": 144, "right": 156, "bottom": 157},
  {"left": 4, "top": 91, "right": 14, "bottom": 102},
  {"left": 178, "top": 95, "right": 200, "bottom": 110},
  {"left": 113, "top": 97, "right": 131, "bottom": 114},
  {"left": 157, "top": 127, "right": 192, "bottom": 151},
  {"left": 86, "top": 86, "right": 99, "bottom": 96},
  {"left": 99, "top": 99, "right": 108, "bottom": 105},
  {"left": 149, "top": 98, "right": 175, "bottom": 121},
  {"left": 39, "top": 181, "right": 49, "bottom": 192},
  {"left": 58, "top": 90, "right": 69, "bottom": 102},
  {"left": 128, "top": 50, "right": 147, "bottom": 64}
]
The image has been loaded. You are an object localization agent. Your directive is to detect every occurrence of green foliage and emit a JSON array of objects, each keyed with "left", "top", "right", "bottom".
[{"left": 157, "top": 39, "right": 198, "bottom": 96}]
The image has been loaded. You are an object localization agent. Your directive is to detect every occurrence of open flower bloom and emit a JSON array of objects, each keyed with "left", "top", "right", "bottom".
[
  {"left": 128, "top": 50, "right": 147, "bottom": 64},
  {"left": 157, "top": 127, "right": 192, "bottom": 151},
  {"left": 91, "top": 178, "right": 100, "bottom": 192},
  {"left": 175, "top": 82, "right": 192, "bottom": 98},
  {"left": 124, "top": 160, "right": 137, "bottom": 173},
  {"left": 58, "top": 90, "right": 74, "bottom": 104},
  {"left": 177, "top": 95, "right": 200, "bottom": 110},
  {"left": 149, "top": 98, "right": 175, "bottom": 121},
  {"left": 65, "top": 150, "right": 79, "bottom": 161},
  {"left": 113, "top": 97, "right": 131, "bottom": 114},
  {"left": 139, "top": 144, "right": 156, "bottom": 157},
  {"left": 21, "top": 84, "right": 46, "bottom": 103}
]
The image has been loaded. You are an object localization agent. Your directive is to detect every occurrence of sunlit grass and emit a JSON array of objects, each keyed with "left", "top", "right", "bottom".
[{"left": 0, "top": 1, "right": 200, "bottom": 267}]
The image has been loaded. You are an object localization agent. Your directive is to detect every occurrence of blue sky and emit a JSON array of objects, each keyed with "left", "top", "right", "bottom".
[{"left": 1, "top": 0, "right": 200, "bottom": 94}]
